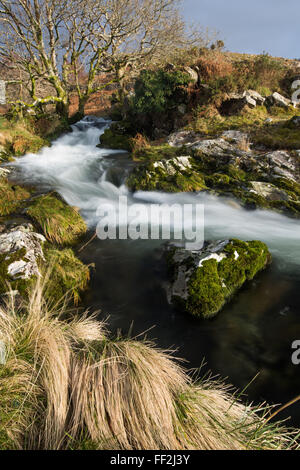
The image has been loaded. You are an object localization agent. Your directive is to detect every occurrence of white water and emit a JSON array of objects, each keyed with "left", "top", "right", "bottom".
[{"left": 9, "top": 116, "right": 300, "bottom": 270}]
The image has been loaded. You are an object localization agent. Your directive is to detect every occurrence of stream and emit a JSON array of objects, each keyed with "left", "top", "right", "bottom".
[{"left": 9, "top": 116, "right": 300, "bottom": 425}]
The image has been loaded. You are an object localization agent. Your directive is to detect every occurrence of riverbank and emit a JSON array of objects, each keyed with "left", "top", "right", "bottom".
[{"left": 1, "top": 48, "right": 300, "bottom": 449}]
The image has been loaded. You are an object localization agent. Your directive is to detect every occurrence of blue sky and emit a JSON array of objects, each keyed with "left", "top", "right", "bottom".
[{"left": 183, "top": 0, "right": 299, "bottom": 59}]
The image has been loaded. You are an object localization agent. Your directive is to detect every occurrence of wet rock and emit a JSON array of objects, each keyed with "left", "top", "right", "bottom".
[{"left": 165, "top": 239, "right": 271, "bottom": 319}]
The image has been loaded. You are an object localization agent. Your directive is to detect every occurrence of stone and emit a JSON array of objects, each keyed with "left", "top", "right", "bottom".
[
  {"left": 266, "top": 92, "right": 291, "bottom": 108},
  {"left": 243, "top": 90, "right": 265, "bottom": 106},
  {"left": 168, "top": 130, "right": 201, "bottom": 148},
  {"left": 165, "top": 239, "right": 271, "bottom": 319},
  {"left": 250, "top": 182, "right": 290, "bottom": 201},
  {"left": 182, "top": 66, "right": 199, "bottom": 84},
  {"left": 0, "top": 226, "right": 46, "bottom": 281}
]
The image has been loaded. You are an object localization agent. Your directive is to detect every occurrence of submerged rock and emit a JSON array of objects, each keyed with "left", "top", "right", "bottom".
[{"left": 165, "top": 239, "right": 271, "bottom": 319}]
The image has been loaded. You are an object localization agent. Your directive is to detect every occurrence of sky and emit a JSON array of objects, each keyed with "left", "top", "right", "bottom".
[{"left": 183, "top": 0, "right": 299, "bottom": 59}]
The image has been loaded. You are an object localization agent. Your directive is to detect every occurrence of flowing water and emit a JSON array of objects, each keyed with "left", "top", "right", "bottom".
[{"left": 9, "top": 117, "right": 300, "bottom": 424}]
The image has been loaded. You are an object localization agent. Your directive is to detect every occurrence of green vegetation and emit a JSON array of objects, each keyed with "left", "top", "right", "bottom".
[
  {"left": 100, "top": 122, "right": 133, "bottom": 151},
  {"left": 132, "top": 69, "right": 190, "bottom": 114},
  {"left": 168, "top": 240, "right": 271, "bottom": 319},
  {"left": 0, "top": 248, "right": 37, "bottom": 297},
  {"left": 0, "top": 281, "right": 297, "bottom": 450},
  {"left": 44, "top": 247, "right": 91, "bottom": 306},
  {"left": 0, "top": 178, "right": 31, "bottom": 216},
  {"left": 127, "top": 156, "right": 206, "bottom": 192},
  {"left": 27, "top": 195, "right": 87, "bottom": 246}
]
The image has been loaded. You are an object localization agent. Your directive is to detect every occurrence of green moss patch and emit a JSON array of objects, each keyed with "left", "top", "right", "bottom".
[
  {"left": 167, "top": 239, "right": 271, "bottom": 319},
  {"left": 43, "top": 247, "right": 91, "bottom": 306},
  {"left": 27, "top": 195, "right": 87, "bottom": 246}
]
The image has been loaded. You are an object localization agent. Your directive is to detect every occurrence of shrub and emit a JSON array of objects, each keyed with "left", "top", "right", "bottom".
[{"left": 133, "top": 69, "right": 190, "bottom": 115}]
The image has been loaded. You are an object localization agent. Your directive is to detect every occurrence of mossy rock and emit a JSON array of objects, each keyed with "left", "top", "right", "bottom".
[
  {"left": 99, "top": 121, "right": 134, "bottom": 151},
  {"left": 0, "top": 248, "right": 37, "bottom": 297},
  {"left": 127, "top": 157, "right": 207, "bottom": 193},
  {"left": 27, "top": 195, "right": 87, "bottom": 246},
  {"left": 166, "top": 239, "right": 271, "bottom": 319},
  {"left": 0, "top": 178, "right": 31, "bottom": 217},
  {"left": 43, "top": 247, "right": 91, "bottom": 306}
]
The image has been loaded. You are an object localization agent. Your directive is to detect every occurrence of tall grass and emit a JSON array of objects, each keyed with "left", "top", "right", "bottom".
[{"left": 0, "top": 281, "right": 298, "bottom": 450}]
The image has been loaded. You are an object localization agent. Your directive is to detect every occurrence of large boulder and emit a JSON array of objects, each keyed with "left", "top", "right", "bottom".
[
  {"left": 165, "top": 239, "right": 271, "bottom": 319},
  {"left": 265, "top": 92, "right": 292, "bottom": 108},
  {"left": 0, "top": 224, "right": 46, "bottom": 295}
]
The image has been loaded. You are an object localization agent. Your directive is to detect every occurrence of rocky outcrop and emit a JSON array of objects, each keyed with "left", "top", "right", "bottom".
[
  {"left": 165, "top": 239, "right": 271, "bottom": 319},
  {"left": 0, "top": 224, "right": 46, "bottom": 295}
]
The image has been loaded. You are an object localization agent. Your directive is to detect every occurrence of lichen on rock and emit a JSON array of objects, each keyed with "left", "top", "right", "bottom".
[
  {"left": 165, "top": 239, "right": 271, "bottom": 319},
  {"left": 0, "top": 224, "right": 46, "bottom": 295}
]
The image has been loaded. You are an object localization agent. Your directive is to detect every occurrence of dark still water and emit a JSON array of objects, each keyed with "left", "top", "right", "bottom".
[
  {"left": 9, "top": 116, "right": 300, "bottom": 426},
  {"left": 80, "top": 236, "right": 300, "bottom": 426}
]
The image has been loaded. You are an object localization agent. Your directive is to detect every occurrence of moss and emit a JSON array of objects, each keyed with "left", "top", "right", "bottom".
[
  {"left": 27, "top": 195, "right": 87, "bottom": 246},
  {"left": 127, "top": 161, "right": 206, "bottom": 193},
  {"left": 132, "top": 143, "right": 183, "bottom": 162},
  {"left": 43, "top": 247, "right": 91, "bottom": 306},
  {"left": 0, "top": 248, "right": 36, "bottom": 297},
  {"left": 170, "top": 239, "right": 271, "bottom": 319},
  {"left": 99, "top": 121, "right": 135, "bottom": 151},
  {"left": 0, "top": 178, "right": 31, "bottom": 216},
  {"left": 99, "top": 127, "right": 131, "bottom": 151}
]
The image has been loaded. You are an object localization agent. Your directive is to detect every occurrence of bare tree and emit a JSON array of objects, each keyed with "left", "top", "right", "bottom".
[{"left": 0, "top": 0, "right": 208, "bottom": 118}]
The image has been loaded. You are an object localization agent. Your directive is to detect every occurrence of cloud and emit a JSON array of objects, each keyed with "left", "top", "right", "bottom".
[{"left": 183, "top": 0, "right": 299, "bottom": 59}]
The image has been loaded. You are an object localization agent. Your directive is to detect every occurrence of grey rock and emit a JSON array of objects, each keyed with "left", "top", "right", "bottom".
[
  {"left": 0, "top": 227, "right": 46, "bottom": 280},
  {"left": 250, "top": 181, "right": 289, "bottom": 201},
  {"left": 243, "top": 90, "right": 265, "bottom": 106},
  {"left": 266, "top": 92, "right": 291, "bottom": 108}
]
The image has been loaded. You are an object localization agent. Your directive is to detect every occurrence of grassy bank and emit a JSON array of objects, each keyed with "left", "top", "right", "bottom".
[{"left": 0, "top": 281, "right": 298, "bottom": 450}]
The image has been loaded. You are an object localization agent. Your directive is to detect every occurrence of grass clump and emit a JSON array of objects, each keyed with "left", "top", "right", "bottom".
[
  {"left": 0, "top": 178, "right": 30, "bottom": 216},
  {"left": 0, "top": 280, "right": 298, "bottom": 450},
  {"left": 27, "top": 195, "right": 87, "bottom": 246},
  {"left": 44, "top": 247, "right": 91, "bottom": 306}
]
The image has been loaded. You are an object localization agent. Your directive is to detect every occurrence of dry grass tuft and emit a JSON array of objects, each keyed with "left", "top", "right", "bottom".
[{"left": 0, "top": 280, "right": 298, "bottom": 450}]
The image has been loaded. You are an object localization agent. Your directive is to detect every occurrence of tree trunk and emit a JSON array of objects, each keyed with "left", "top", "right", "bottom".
[{"left": 56, "top": 99, "right": 69, "bottom": 120}]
